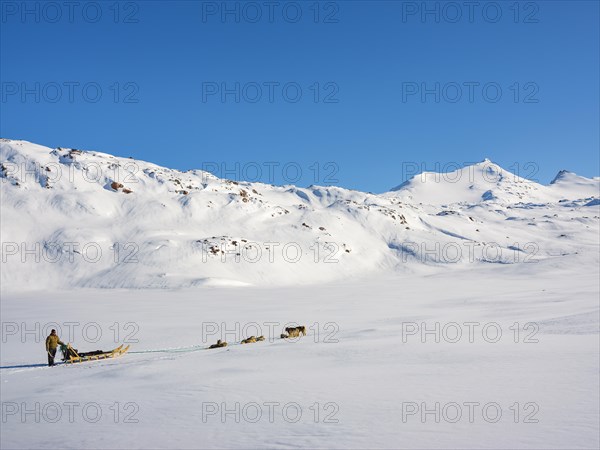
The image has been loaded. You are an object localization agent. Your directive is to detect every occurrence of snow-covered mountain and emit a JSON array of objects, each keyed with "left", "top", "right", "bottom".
[
  {"left": 1, "top": 139, "right": 598, "bottom": 290},
  {"left": 388, "top": 159, "right": 599, "bottom": 204}
]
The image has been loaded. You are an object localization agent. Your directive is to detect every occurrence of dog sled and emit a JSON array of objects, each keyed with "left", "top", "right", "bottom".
[{"left": 61, "top": 343, "right": 130, "bottom": 364}]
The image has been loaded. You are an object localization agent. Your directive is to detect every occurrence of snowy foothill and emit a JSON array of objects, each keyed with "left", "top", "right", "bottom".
[{"left": 1, "top": 139, "right": 599, "bottom": 448}]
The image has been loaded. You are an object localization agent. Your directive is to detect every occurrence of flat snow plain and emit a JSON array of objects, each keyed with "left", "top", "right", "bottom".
[{"left": 1, "top": 261, "right": 598, "bottom": 449}]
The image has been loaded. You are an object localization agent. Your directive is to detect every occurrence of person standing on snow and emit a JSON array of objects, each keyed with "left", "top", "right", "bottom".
[{"left": 45, "top": 329, "right": 64, "bottom": 366}]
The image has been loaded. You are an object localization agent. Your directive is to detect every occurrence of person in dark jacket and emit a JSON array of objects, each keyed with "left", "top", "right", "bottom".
[{"left": 45, "top": 329, "right": 64, "bottom": 366}]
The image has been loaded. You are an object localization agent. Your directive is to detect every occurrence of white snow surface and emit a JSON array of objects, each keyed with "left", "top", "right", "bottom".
[
  {"left": 1, "top": 139, "right": 599, "bottom": 448},
  {"left": 1, "top": 139, "right": 599, "bottom": 289},
  {"left": 1, "top": 266, "right": 598, "bottom": 449}
]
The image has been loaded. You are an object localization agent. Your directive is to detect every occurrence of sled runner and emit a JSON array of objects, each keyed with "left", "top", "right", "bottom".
[{"left": 62, "top": 344, "right": 130, "bottom": 364}]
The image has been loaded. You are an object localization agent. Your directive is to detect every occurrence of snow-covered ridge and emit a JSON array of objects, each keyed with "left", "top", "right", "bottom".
[
  {"left": 1, "top": 139, "right": 598, "bottom": 290},
  {"left": 388, "top": 158, "right": 599, "bottom": 205}
]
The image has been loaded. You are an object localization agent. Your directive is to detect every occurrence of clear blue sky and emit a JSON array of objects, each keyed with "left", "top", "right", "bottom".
[{"left": 1, "top": 0, "right": 598, "bottom": 192}]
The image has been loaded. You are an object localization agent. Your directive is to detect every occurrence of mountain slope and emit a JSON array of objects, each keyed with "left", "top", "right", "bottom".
[
  {"left": 386, "top": 159, "right": 594, "bottom": 205},
  {"left": 549, "top": 169, "right": 600, "bottom": 199},
  {"left": 1, "top": 139, "right": 598, "bottom": 290}
]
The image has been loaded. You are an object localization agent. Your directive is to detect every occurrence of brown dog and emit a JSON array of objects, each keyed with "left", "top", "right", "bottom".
[
  {"left": 209, "top": 339, "right": 227, "bottom": 349},
  {"left": 285, "top": 326, "right": 306, "bottom": 338},
  {"left": 286, "top": 327, "right": 299, "bottom": 338}
]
